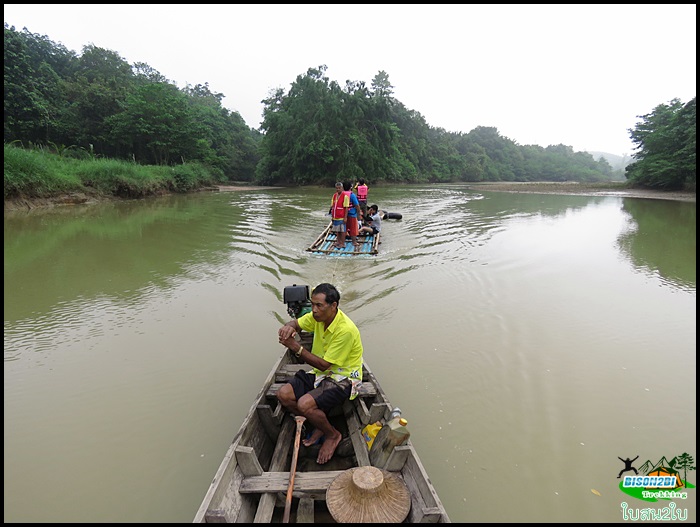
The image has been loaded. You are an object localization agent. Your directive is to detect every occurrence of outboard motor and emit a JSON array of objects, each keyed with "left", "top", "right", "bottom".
[{"left": 283, "top": 284, "right": 312, "bottom": 319}]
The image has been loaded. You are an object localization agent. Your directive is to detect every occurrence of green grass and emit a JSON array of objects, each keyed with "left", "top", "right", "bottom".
[{"left": 4, "top": 144, "right": 221, "bottom": 200}]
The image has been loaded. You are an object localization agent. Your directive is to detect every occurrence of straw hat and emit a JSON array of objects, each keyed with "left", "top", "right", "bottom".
[{"left": 326, "top": 466, "right": 411, "bottom": 523}]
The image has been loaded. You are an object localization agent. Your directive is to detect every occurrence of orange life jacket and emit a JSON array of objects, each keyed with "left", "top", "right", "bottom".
[{"left": 331, "top": 191, "right": 350, "bottom": 219}]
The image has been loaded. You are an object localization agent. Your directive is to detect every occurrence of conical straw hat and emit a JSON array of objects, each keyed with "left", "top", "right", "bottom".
[{"left": 326, "top": 466, "right": 411, "bottom": 523}]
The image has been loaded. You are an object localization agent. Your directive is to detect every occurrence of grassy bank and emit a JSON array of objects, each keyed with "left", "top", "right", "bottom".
[{"left": 3, "top": 143, "right": 224, "bottom": 201}]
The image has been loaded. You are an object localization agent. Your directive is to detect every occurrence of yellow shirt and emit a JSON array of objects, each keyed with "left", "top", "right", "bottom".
[{"left": 297, "top": 309, "right": 363, "bottom": 399}]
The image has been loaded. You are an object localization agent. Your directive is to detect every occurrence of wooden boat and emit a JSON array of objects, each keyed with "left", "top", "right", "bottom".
[
  {"left": 306, "top": 222, "right": 380, "bottom": 256},
  {"left": 193, "top": 287, "right": 450, "bottom": 523}
]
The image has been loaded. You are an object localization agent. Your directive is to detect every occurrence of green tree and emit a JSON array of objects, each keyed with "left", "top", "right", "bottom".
[
  {"left": 107, "top": 82, "right": 205, "bottom": 165},
  {"left": 464, "top": 127, "right": 521, "bottom": 181},
  {"left": 61, "top": 45, "right": 136, "bottom": 156},
  {"left": 257, "top": 66, "right": 346, "bottom": 185},
  {"left": 183, "top": 82, "right": 260, "bottom": 180},
  {"left": 132, "top": 61, "right": 171, "bottom": 84},
  {"left": 371, "top": 70, "right": 394, "bottom": 98},
  {"left": 625, "top": 97, "right": 696, "bottom": 190},
  {"left": 4, "top": 24, "right": 75, "bottom": 144}
]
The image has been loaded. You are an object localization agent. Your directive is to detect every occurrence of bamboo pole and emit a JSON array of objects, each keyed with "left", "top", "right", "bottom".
[{"left": 307, "top": 222, "right": 332, "bottom": 251}]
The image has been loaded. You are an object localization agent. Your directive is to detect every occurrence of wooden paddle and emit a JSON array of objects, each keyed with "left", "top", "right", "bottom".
[{"left": 282, "top": 415, "right": 306, "bottom": 523}]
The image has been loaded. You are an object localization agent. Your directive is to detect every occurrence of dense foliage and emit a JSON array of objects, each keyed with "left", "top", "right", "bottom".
[
  {"left": 4, "top": 24, "right": 260, "bottom": 182},
  {"left": 625, "top": 98, "right": 696, "bottom": 190},
  {"left": 4, "top": 24, "right": 693, "bottom": 193},
  {"left": 254, "top": 66, "right": 617, "bottom": 186}
]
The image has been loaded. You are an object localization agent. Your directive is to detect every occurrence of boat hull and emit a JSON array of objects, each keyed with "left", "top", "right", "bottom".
[{"left": 193, "top": 347, "right": 450, "bottom": 523}]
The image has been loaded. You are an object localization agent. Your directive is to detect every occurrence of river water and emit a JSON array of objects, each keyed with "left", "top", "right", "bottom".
[{"left": 4, "top": 185, "right": 696, "bottom": 522}]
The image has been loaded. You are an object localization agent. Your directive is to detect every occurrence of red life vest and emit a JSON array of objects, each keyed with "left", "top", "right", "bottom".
[
  {"left": 356, "top": 184, "right": 368, "bottom": 201},
  {"left": 331, "top": 191, "right": 350, "bottom": 219}
]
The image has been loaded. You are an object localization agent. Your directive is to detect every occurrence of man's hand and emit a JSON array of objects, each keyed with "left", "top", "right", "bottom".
[
  {"left": 278, "top": 324, "right": 296, "bottom": 340},
  {"left": 278, "top": 324, "right": 298, "bottom": 349}
]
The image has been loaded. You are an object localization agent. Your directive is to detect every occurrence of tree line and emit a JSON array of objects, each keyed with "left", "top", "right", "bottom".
[
  {"left": 625, "top": 97, "right": 695, "bottom": 190},
  {"left": 4, "top": 24, "right": 695, "bottom": 191}
]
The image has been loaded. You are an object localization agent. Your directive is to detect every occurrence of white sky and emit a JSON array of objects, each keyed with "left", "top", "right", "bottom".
[{"left": 4, "top": 4, "right": 696, "bottom": 156}]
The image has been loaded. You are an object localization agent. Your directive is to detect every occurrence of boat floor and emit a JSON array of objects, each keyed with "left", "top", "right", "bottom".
[
  {"left": 295, "top": 414, "right": 356, "bottom": 472},
  {"left": 306, "top": 222, "right": 379, "bottom": 256}
]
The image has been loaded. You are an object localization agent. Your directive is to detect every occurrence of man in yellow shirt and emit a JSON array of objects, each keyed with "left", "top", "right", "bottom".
[{"left": 277, "top": 283, "right": 363, "bottom": 464}]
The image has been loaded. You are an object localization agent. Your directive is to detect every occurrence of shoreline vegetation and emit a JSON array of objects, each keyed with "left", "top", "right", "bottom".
[
  {"left": 5, "top": 26, "right": 694, "bottom": 212},
  {"left": 2, "top": 129, "right": 695, "bottom": 214},
  {"left": 4, "top": 182, "right": 695, "bottom": 213}
]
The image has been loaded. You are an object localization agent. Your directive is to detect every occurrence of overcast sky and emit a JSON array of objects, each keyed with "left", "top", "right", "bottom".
[{"left": 4, "top": 4, "right": 696, "bottom": 156}]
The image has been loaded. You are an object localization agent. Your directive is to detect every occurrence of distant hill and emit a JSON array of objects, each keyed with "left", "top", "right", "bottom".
[{"left": 587, "top": 151, "right": 634, "bottom": 171}]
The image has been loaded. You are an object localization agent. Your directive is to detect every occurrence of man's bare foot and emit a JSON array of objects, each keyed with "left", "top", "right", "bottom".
[
  {"left": 317, "top": 430, "right": 342, "bottom": 464},
  {"left": 302, "top": 428, "right": 324, "bottom": 447}
]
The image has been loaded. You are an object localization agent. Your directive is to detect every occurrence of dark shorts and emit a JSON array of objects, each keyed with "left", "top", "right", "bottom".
[{"left": 289, "top": 370, "right": 351, "bottom": 413}]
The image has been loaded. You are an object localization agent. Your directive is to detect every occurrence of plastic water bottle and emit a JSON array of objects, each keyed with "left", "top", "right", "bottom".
[
  {"left": 369, "top": 415, "right": 410, "bottom": 468},
  {"left": 389, "top": 407, "right": 402, "bottom": 420},
  {"left": 361, "top": 421, "right": 383, "bottom": 450}
]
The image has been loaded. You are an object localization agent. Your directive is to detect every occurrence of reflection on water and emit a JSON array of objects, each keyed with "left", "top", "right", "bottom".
[
  {"left": 4, "top": 196, "right": 239, "bottom": 324},
  {"left": 618, "top": 198, "right": 696, "bottom": 291},
  {"left": 4, "top": 186, "right": 696, "bottom": 522}
]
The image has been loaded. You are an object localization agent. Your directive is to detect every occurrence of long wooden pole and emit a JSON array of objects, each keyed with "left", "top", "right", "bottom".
[
  {"left": 282, "top": 415, "right": 306, "bottom": 523},
  {"left": 308, "top": 222, "right": 332, "bottom": 251}
]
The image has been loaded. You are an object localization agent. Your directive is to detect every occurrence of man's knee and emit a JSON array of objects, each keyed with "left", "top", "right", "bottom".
[
  {"left": 277, "top": 383, "right": 295, "bottom": 405},
  {"left": 297, "top": 393, "right": 317, "bottom": 414}
]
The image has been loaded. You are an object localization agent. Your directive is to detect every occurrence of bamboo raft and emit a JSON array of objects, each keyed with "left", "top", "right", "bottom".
[{"left": 306, "top": 222, "right": 380, "bottom": 256}]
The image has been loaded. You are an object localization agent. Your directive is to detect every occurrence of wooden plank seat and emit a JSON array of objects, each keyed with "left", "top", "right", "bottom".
[{"left": 240, "top": 470, "right": 347, "bottom": 498}]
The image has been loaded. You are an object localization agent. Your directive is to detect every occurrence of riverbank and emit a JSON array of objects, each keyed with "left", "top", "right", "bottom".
[
  {"left": 4, "top": 182, "right": 695, "bottom": 212},
  {"left": 3, "top": 185, "right": 283, "bottom": 213},
  {"left": 463, "top": 181, "right": 696, "bottom": 202}
]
